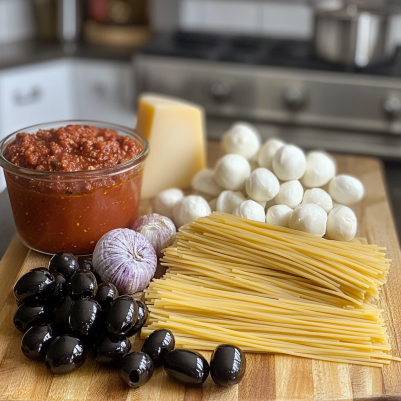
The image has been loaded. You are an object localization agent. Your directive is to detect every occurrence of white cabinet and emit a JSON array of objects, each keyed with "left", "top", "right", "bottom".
[
  {"left": 0, "top": 59, "right": 73, "bottom": 139},
  {"left": 73, "top": 59, "right": 136, "bottom": 128},
  {"left": 0, "top": 58, "right": 136, "bottom": 141}
]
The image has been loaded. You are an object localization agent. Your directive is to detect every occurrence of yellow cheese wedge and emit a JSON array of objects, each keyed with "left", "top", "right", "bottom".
[{"left": 136, "top": 93, "right": 207, "bottom": 198}]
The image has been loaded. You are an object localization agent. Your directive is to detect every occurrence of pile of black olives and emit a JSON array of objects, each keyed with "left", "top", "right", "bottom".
[
  {"left": 13, "top": 252, "right": 247, "bottom": 390},
  {"left": 13, "top": 252, "right": 149, "bottom": 379}
]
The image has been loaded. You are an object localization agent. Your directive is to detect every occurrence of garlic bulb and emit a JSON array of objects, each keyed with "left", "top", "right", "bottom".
[
  {"left": 93, "top": 228, "right": 157, "bottom": 294},
  {"left": 131, "top": 213, "right": 176, "bottom": 258}
]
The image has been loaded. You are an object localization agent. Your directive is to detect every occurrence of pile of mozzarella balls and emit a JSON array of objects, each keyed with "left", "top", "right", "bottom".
[{"left": 153, "top": 122, "right": 364, "bottom": 242}]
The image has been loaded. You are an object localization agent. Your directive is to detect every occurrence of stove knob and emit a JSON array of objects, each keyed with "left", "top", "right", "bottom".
[
  {"left": 383, "top": 97, "right": 401, "bottom": 119},
  {"left": 210, "top": 82, "right": 232, "bottom": 102},
  {"left": 283, "top": 87, "right": 307, "bottom": 111}
]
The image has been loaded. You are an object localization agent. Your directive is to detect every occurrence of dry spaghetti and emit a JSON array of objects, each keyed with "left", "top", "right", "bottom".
[{"left": 143, "top": 212, "right": 394, "bottom": 367}]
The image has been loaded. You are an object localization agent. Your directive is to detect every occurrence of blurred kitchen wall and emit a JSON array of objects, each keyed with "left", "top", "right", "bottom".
[
  {"left": 0, "top": 0, "right": 35, "bottom": 43},
  {"left": 0, "top": 0, "right": 400, "bottom": 44}
]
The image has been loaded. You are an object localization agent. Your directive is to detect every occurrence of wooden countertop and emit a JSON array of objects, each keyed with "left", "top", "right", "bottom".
[{"left": 0, "top": 144, "right": 401, "bottom": 400}]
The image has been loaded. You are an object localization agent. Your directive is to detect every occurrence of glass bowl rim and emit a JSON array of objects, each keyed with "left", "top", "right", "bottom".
[{"left": 0, "top": 120, "right": 149, "bottom": 179}]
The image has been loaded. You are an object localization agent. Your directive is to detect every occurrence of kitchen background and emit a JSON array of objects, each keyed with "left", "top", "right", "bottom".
[{"left": 1, "top": 0, "right": 401, "bottom": 258}]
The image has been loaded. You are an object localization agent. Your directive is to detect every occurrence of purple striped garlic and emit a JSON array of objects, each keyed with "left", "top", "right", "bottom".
[{"left": 92, "top": 228, "right": 157, "bottom": 295}]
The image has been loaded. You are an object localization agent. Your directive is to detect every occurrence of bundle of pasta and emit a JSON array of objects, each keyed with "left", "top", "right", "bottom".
[{"left": 143, "top": 212, "right": 396, "bottom": 367}]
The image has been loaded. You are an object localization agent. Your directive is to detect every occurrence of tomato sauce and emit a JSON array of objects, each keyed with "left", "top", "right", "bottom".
[
  {"left": 5, "top": 125, "right": 141, "bottom": 171},
  {"left": 4, "top": 125, "right": 145, "bottom": 255}
]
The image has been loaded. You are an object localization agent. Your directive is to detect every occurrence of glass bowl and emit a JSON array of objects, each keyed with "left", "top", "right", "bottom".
[{"left": 0, "top": 120, "right": 149, "bottom": 255}]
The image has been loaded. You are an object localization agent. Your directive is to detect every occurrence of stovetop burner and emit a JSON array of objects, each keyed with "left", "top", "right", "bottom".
[{"left": 142, "top": 32, "right": 401, "bottom": 77}]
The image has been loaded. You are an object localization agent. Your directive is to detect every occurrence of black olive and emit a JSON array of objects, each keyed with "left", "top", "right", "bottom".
[
  {"left": 94, "top": 283, "right": 119, "bottom": 310},
  {"left": 48, "top": 253, "right": 78, "bottom": 279},
  {"left": 119, "top": 352, "right": 154, "bottom": 388},
  {"left": 210, "top": 344, "right": 246, "bottom": 387},
  {"left": 16, "top": 296, "right": 40, "bottom": 307},
  {"left": 77, "top": 257, "right": 93, "bottom": 272},
  {"left": 141, "top": 329, "right": 175, "bottom": 367},
  {"left": 14, "top": 302, "right": 51, "bottom": 333},
  {"left": 126, "top": 301, "right": 149, "bottom": 337},
  {"left": 48, "top": 272, "right": 68, "bottom": 306},
  {"left": 21, "top": 324, "right": 56, "bottom": 360},
  {"left": 163, "top": 349, "right": 209, "bottom": 385},
  {"left": 94, "top": 334, "right": 131, "bottom": 366},
  {"left": 69, "top": 298, "right": 103, "bottom": 338},
  {"left": 105, "top": 295, "right": 138, "bottom": 337},
  {"left": 52, "top": 296, "right": 74, "bottom": 332},
  {"left": 45, "top": 335, "right": 87, "bottom": 374},
  {"left": 13, "top": 267, "right": 56, "bottom": 303},
  {"left": 68, "top": 270, "right": 98, "bottom": 300}
]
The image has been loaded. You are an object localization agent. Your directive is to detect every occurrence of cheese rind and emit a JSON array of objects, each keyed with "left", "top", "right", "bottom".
[{"left": 136, "top": 93, "right": 206, "bottom": 198}]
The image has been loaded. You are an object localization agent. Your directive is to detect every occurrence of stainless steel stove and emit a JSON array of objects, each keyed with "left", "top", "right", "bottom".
[{"left": 135, "top": 32, "right": 401, "bottom": 159}]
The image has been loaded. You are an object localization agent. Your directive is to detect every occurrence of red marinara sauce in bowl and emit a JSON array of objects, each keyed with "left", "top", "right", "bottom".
[{"left": 0, "top": 121, "right": 149, "bottom": 255}]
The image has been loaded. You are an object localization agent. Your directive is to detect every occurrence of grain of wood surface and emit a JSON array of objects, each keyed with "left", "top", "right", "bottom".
[{"left": 0, "top": 143, "right": 400, "bottom": 400}]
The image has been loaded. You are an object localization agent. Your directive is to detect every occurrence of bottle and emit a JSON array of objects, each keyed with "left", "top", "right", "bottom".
[{"left": 57, "top": 0, "right": 82, "bottom": 42}]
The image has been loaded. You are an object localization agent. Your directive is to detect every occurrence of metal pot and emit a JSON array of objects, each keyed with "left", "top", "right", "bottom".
[{"left": 313, "top": 1, "right": 394, "bottom": 67}]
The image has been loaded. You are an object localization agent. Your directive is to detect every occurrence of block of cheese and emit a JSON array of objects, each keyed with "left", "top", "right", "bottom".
[{"left": 136, "top": 93, "right": 207, "bottom": 198}]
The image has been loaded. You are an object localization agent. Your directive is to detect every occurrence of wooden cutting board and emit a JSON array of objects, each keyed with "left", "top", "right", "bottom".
[{"left": 1, "top": 143, "right": 401, "bottom": 401}]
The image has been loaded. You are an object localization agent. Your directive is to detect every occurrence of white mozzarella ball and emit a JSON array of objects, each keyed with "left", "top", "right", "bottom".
[
  {"left": 329, "top": 175, "right": 364, "bottom": 205},
  {"left": 301, "top": 151, "right": 336, "bottom": 188},
  {"left": 192, "top": 169, "right": 223, "bottom": 197},
  {"left": 153, "top": 188, "right": 184, "bottom": 220},
  {"left": 216, "top": 190, "right": 247, "bottom": 214},
  {"left": 257, "top": 138, "right": 285, "bottom": 170},
  {"left": 222, "top": 122, "right": 261, "bottom": 160},
  {"left": 209, "top": 198, "right": 218, "bottom": 212},
  {"left": 214, "top": 154, "right": 251, "bottom": 190},
  {"left": 273, "top": 144, "right": 306, "bottom": 181},
  {"left": 326, "top": 205, "right": 357, "bottom": 241},
  {"left": 232, "top": 200, "right": 266, "bottom": 222},
  {"left": 302, "top": 188, "right": 333, "bottom": 213},
  {"left": 172, "top": 195, "right": 211, "bottom": 227},
  {"left": 274, "top": 180, "right": 304, "bottom": 209},
  {"left": 289, "top": 204, "right": 328, "bottom": 237},
  {"left": 266, "top": 205, "right": 293, "bottom": 227},
  {"left": 245, "top": 168, "right": 280, "bottom": 202}
]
